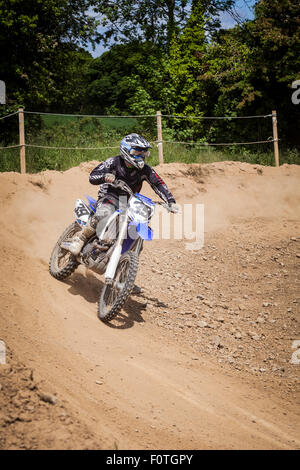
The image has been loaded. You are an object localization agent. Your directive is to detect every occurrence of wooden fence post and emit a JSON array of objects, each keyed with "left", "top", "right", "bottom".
[
  {"left": 156, "top": 110, "right": 164, "bottom": 164},
  {"left": 18, "top": 107, "right": 26, "bottom": 173},
  {"left": 272, "top": 110, "right": 279, "bottom": 167}
]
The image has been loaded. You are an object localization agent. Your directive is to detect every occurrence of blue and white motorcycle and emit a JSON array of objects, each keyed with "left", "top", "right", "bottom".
[{"left": 49, "top": 180, "right": 170, "bottom": 322}]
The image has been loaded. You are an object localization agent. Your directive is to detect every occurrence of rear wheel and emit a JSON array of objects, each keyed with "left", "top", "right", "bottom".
[
  {"left": 98, "top": 251, "right": 139, "bottom": 322},
  {"left": 49, "top": 222, "right": 80, "bottom": 280}
]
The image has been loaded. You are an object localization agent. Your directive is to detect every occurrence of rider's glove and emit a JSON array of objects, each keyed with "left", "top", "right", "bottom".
[
  {"left": 105, "top": 173, "right": 116, "bottom": 183},
  {"left": 168, "top": 202, "right": 180, "bottom": 213}
]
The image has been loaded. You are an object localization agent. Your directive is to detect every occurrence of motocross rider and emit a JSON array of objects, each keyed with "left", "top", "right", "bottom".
[{"left": 66, "top": 133, "right": 179, "bottom": 256}]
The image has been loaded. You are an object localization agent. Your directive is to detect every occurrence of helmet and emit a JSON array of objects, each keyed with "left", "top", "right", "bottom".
[{"left": 120, "top": 133, "right": 152, "bottom": 170}]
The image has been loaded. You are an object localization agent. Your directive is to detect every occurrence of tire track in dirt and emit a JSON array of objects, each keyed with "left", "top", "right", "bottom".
[{"left": 0, "top": 161, "right": 299, "bottom": 449}]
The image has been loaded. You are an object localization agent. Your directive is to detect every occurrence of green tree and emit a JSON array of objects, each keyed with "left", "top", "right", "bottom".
[
  {"left": 168, "top": 0, "right": 300, "bottom": 146},
  {"left": 0, "top": 0, "right": 97, "bottom": 112},
  {"left": 86, "top": 42, "right": 169, "bottom": 114},
  {"left": 92, "top": 0, "right": 234, "bottom": 49},
  {"left": 244, "top": 0, "right": 300, "bottom": 146},
  {"left": 202, "top": 0, "right": 300, "bottom": 146},
  {"left": 166, "top": 1, "right": 207, "bottom": 139}
]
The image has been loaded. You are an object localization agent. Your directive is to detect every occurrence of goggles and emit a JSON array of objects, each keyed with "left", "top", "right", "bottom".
[{"left": 130, "top": 148, "right": 150, "bottom": 158}]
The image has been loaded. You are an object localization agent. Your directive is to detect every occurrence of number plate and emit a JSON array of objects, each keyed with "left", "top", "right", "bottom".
[{"left": 74, "top": 199, "right": 91, "bottom": 224}]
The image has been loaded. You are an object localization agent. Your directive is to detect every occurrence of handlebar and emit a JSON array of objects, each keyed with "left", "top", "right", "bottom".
[
  {"left": 153, "top": 200, "right": 180, "bottom": 213},
  {"left": 107, "top": 179, "right": 179, "bottom": 213},
  {"left": 154, "top": 200, "right": 169, "bottom": 210},
  {"left": 107, "top": 179, "right": 133, "bottom": 196}
]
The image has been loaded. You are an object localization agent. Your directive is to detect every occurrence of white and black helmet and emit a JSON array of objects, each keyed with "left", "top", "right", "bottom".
[{"left": 120, "top": 133, "right": 152, "bottom": 169}]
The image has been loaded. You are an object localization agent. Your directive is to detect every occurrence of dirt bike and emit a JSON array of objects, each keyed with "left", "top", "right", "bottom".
[{"left": 49, "top": 180, "right": 172, "bottom": 322}]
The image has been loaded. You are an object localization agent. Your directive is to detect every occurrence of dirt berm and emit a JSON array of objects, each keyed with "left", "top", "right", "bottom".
[{"left": 0, "top": 160, "right": 299, "bottom": 449}]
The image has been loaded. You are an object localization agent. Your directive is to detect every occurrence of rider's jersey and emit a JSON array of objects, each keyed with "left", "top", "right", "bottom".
[{"left": 89, "top": 156, "right": 176, "bottom": 204}]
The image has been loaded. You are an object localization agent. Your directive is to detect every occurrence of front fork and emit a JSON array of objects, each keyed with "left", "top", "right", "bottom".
[
  {"left": 133, "top": 237, "right": 143, "bottom": 255},
  {"left": 104, "top": 212, "right": 129, "bottom": 284}
]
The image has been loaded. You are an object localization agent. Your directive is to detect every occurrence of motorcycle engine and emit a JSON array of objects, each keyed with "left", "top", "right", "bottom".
[{"left": 81, "top": 240, "right": 109, "bottom": 274}]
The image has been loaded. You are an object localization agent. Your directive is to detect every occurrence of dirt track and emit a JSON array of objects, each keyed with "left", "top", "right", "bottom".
[{"left": 0, "top": 161, "right": 299, "bottom": 449}]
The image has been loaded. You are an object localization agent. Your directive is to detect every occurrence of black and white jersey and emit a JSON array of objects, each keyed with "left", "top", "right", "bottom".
[{"left": 89, "top": 156, "right": 176, "bottom": 204}]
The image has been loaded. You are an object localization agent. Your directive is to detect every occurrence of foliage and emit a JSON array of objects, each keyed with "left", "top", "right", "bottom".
[
  {"left": 166, "top": 1, "right": 207, "bottom": 140},
  {"left": 91, "top": 0, "right": 234, "bottom": 48},
  {"left": 1, "top": 0, "right": 300, "bottom": 173},
  {"left": 242, "top": 0, "right": 300, "bottom": 147},
  {"left": 0, "top": 0, "right": 96, "bottom": 113}
]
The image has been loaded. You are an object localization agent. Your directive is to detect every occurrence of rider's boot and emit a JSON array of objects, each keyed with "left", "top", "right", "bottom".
[{"left": 66, "top": 220, "right": 96, "bottom": 256}]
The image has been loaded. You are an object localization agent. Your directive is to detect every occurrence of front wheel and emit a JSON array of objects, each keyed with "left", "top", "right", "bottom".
[
  {"left": 98, "top": 251, "right": 139, "bottom": 322},
  {"left": 49, "top": 222, "right": 80, "bottom": 280}
]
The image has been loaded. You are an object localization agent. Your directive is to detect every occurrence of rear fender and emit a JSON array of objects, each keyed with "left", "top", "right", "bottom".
[{"left": 85, "top": 195, "right": 97, "bottom": 213}]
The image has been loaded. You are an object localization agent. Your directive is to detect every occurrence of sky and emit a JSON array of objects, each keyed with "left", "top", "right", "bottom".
[
  {"left": 85, "top": 0, "right": 256, "bottom": 59},
  {"left": 219, "top": 0, "right": 255, "bottom": 29}
]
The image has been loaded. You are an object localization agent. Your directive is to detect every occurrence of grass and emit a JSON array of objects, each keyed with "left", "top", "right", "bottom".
[
  {"left": 42, "top": 114, "right": 140, "bottom": 131},
  {"left": 0, "top": 114, "right": 299, "bottom": 173},
  {"left": 148, "top": 143, "right": 300, "bottom": 167}
]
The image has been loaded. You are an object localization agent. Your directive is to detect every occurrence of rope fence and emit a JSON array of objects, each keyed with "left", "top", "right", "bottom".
[
  {"left": 0, "top": 144, "right": 22, "bottom": 149},
  {"left": 0, "top": 111, "right": 19, "bottom": 121},
  {"left": 21, "top": 110, "right": 273, "bottom": 120},
  {"left": 0, "top": 139, "right": 276, "bottom": 150},
  {"left": 161, "top": 113, "right": 273, "bottom": 120},
  {"left": 163, "top": 138, "right": 276, "bottom": 146},
  {"left": 25, "top": 144, "right": 120, "bottom": 150},
  {"left": 0, "top": 108, "right": 280, "bottom": 173},
  {"left": 22, "top": 111, "right": 158, "bottom": 118}
]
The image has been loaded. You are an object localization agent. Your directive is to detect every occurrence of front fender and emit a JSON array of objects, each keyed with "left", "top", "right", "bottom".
[
  {"left": 136, "top": 222, "right": 153, "bottom": 241},
  {"left": 121, "top": 222, "right": 153, "bottom": 255}
]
